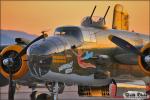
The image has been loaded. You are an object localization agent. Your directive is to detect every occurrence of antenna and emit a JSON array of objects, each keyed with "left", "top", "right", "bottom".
[
  {"left": 102, "top": 6, "right": 110, "bottom": 24},
  {"left": 89, "top": 5, "right": 97, "bottom": 23}
]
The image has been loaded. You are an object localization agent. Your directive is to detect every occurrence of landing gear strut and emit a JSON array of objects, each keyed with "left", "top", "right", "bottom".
[
  {"left": 46, "top": 82, "right": 65, "bottom": 100},
  {"left": 30, "top": 87, "right": 37, "bottom": 100},
  {"left": 30, "top": 82, "right": 64, "bottom": 100}
]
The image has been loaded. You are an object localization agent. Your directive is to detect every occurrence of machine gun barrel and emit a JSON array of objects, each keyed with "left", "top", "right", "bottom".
[
  {"left": 90, "top": 5, "right": 97, "bottom": 20},
  {"left": 103, "top": 6, "right": 110, "bottom": 19}
]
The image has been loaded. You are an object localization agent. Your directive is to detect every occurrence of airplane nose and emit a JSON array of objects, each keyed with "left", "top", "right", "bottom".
[
  {"left": 27, "top": 40, "right": 51, "bottom": 55},
  {"left": 27, "top": 36, "right": 70, "bottom": 77},
  {"left": 27, "top": 39, "right": 54, "bottom": 77}
]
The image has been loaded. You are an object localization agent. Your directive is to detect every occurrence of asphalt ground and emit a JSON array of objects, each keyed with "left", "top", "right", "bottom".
[{"left": 0, "top": 84, "right": 147, "bottom": 100}]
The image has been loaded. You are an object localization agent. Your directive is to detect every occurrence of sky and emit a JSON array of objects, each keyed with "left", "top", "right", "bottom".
[{"left": 1, "top": 1, "right": 149, "bottom": 36}]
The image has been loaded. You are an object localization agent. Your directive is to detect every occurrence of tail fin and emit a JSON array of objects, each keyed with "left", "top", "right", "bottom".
[{"left": 112, "top": 4, "right": 129, "bottom": 31}]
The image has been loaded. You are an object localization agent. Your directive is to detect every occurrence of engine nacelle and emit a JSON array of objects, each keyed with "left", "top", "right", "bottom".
[
  {"left": 0, "top": 45, "right": 29, "bottom": 80},
  {"left": 138, "top": 43, "right": 150, "bottom": 76}
]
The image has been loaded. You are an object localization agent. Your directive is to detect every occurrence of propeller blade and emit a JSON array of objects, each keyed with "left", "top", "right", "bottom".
[
  {"left": 18, "top": 33, "right": 48, "bottom": 57},
  {"left": 8, "top": 67, "right": 15, "bottom": 100},
  {"left": 108, "top": 35, "right": 142, "bottom": 55}
]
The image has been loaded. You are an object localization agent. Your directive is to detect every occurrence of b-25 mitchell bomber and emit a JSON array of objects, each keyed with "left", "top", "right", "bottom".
[{"left": 0, "top": 4, "right": 150, "bottom": 100}]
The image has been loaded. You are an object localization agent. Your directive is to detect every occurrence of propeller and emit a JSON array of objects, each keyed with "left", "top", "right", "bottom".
[
  {"left": 8, "top": 69, "right": 15, "bottom": 100},
  {"left": 108, "top": 35, "right": 142, "bottom": 56},
  {"left": 108, "top": 35, "right": 150, "bottom": 67},
  {"left": 102, "top": 6, "right": 110, "bottom": 25},
  {"left": 2, "top": 33, "right": 48, "bottom": 100},
  {"left": 18, "top": 33, "right": 48, "bottom": 57}
]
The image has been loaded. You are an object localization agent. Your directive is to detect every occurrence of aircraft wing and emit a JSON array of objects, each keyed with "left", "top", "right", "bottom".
[
  {"left": 0, "top": 30, "right": 36, "bottom": 51},
  {"left": 0, "top": 30, "right": 36, "bottom": 45}
]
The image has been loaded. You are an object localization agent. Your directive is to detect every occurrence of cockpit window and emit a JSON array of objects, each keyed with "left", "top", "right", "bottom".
[
  {"left": 55, "top": 31, "right": 66, "bottom": 35},
  {"left": 54, "top": 26, "right": 83, "bottom": 42}
]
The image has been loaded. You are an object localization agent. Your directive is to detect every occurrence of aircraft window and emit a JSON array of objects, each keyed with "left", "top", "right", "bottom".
[
  {"left": 50, "top": 37, "right": 65, "bottom": 52},
  {"left": 82, "top": 31, "right": 96, "bottom": 42},
  {"left": 82, "top": 31, "right": 90, "bottom": 42},
  {"left": 55, "top": 31, "right": 66, "bottom": 35},
  {"left": 89, "top": 31, "right": 96, "bottom": 42},
  {"left": 54, "top": 27, "right": 83, "bottom": 42}
]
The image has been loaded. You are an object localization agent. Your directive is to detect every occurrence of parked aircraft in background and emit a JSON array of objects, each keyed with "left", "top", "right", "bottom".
[{"left": 0, "top": 4, "right": 149, "bottom": 100}]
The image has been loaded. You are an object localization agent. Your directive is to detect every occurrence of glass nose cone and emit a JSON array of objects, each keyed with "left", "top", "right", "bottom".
[{"left": 27, "top": 39, "right": 55, "bottom": 77}]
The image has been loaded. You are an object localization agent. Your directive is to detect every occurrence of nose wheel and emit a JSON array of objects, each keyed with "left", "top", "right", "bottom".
[{"left": 48, "top": 82, "right": 59, "bottom": 100}]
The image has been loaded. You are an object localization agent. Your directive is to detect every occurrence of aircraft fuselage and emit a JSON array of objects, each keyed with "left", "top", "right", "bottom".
[{"left": 25, "top": 26, "right": 149, "bottom": 86}]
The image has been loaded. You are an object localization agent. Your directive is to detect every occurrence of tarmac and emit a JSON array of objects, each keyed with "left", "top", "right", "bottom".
[{"left": 0, "top": 84, "right": 147, "bottom": 100}]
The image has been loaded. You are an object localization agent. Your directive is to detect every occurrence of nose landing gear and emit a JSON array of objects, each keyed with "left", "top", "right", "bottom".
[
  {"left": 30, "top": 82, "right": 64, "bottom": 100},
  {"left": 44, "top": 82, "right": 64, "bottom": 100}
]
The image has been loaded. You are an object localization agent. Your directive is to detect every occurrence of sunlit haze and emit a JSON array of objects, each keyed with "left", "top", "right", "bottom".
[{"left": 1, "top": 1, "right": 149, "bottom": 36}]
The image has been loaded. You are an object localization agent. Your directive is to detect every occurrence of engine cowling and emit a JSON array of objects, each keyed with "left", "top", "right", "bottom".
[
  {"left": 0, "top": 45, "right": 29, "bottom": 80},
  {"left": 138, "top": 43, "right": 150, "bottom": 76}
]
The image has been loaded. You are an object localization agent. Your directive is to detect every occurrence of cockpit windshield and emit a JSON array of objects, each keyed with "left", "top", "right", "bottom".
[{"left": 54, "top": 26, "right": 83, "bottom": 41}]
